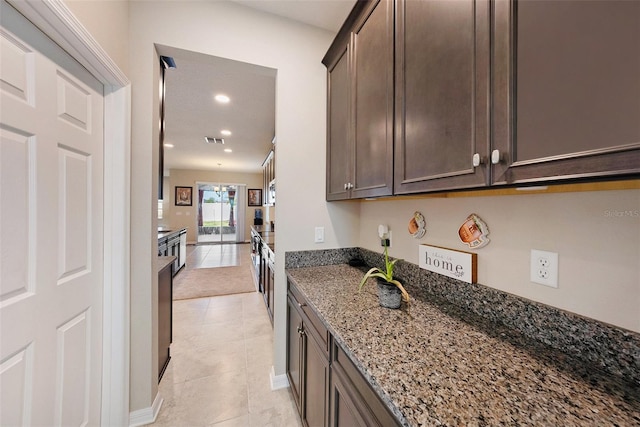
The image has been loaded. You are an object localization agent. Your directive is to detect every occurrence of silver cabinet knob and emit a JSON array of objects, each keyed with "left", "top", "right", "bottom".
[
  {"left": 344, "top": 183, "right": 348, "bottom": 190},
  {"left": 491, "top": 149, "right": 503, "bottom": 165},
  {"left": 472, "top": 153, "right": 484, "bottom": 167}
]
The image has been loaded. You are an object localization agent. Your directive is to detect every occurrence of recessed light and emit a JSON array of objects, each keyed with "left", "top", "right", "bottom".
[
  {"left": 164, "top": 143, "right": 174, "bottom": 148},
  {"left": 214, "top": 94, "right": 230, "bottom": 104},
  {"left": 220, "top": 130, "right": 232, "bottom": 136},
  {"left": 224, "top": 148, "right": 232, "bottom": 153}
]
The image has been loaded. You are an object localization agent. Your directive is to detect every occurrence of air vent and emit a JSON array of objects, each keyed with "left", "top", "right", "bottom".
[{"left": 204, "top": 137, "right": 225, "bottom": 144}]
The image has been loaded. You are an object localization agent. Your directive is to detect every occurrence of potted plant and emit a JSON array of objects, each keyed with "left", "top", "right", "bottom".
[{"left": 358, "top": 243, "right": 409, "bottom": 309}]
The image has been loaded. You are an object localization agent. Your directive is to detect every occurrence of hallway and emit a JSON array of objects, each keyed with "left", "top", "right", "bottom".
[{"left": 152, "top": 244, "right": 301, "bottom": 426}]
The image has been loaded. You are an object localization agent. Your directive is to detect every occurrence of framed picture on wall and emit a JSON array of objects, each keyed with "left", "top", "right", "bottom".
[
  {"left": 175, "top": 186, "right": 192, "bottom": 206},
  {"left": 248, "top": 188, "right": 262, "bottom": 206}
]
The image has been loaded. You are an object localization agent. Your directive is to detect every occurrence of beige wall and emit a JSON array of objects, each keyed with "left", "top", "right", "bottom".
[
  {"left": 128, "top": 0, "right": 338, "bottom": 411},
  {"left": 166, "top": 169, "right": 263, "bottom": 243},
  {"left": 64, "top": 0, "right": 129, "bottom": 75},
  {"left": 355, "top": 188, "right": 640, "bottom": 332}
]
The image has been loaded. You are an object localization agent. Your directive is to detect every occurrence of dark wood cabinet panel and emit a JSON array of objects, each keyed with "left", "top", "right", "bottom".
[
  {"left": 286, "top": 296, "right": 303, "bottom": 413},
  {"left": 330, "top": 341, "right": 401, "bottom": 427},
  {"left": 158, "top": 258, "right": 173, "bottom": 382},
  {"left": 394, "top": 0, "right": 490, "bottom": 193},
  {"left": 324, "top": 0, "right": 393, "bottom": 200},
  {"left": 351, "top": 0, "right": 394, "bottom": 198},
  {"left": 329, "top": 371, "right": 368, "bottom": 427},
  {"left": 287, "top": 283, "right": 329, "bottom": 427},
  {"left": 326, "top": 46, "right": 350, "bottom": 201},
  {"left": 492, "top": 0, "right": 640, "bottom": 184},
  {"left": 325, "top": 0, "right": 638, "bottom": 200},
  {"left": 303, "top": 331, "right": 329, "bottom": 427}
]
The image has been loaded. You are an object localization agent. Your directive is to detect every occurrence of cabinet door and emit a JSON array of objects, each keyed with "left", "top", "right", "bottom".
[
  {"left": 326, "top": 45, "right": 351, "bottom": 201},
  {"left": 329, "top": 370, "right": 368, "bottom": 427},
  {"left": 286, "top": 297, "right": 303, "bottom": 412},
  {"left": 303, "top": 333, "right": 329, "bottom": 427},
  {"left": 493, "top": 0, "right": 640, "bottom": 184},
  {"left": 394, "top": 0, "right": 490, "bottom": 194},
  {"left": 351, "top": 0, "right": 394, "bottom": 198}
]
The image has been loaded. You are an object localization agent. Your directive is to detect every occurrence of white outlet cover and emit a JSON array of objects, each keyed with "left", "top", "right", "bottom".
[
  {"left": 314, "top": 226, "right": 324, "bottom": 243},
  {"left": 530, "top": 249, "right": 558, "bottom": 288}
]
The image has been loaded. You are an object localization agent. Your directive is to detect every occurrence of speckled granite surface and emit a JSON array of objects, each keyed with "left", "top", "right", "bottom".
[
  {"left": 285, "top": 261, "right": 640, "bottom": 426},
  {"left": 286, "top": 248, "right": 640, "bottom": 387}
]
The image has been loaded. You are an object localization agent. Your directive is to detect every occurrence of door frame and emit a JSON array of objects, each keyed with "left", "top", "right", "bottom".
[{"left": 6, "top": 1, "right": 132, "bottom": 425}]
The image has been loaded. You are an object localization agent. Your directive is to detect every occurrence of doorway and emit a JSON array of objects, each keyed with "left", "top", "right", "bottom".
[{"left": 196, "top": 182, "right": 245, "bottom": 244}]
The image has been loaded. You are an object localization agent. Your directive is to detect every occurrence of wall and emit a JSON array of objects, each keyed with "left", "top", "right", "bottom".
[
  {"left": 128, "top": 0, "right": 356, "bottom": 411},
  {"left": 356, "top": 188, "right": 640, "bottom": 332},
  {"left": 64, "top": 0, "right": 129, "bottom": 75},
  {"left": 166, "top": 169, "right": 262, "bottom": 243}
]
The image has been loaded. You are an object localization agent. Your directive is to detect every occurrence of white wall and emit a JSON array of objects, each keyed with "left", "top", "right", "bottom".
[
  {"left": 128, "top": 0, "right": 357, "bottom": 411},
  {"left": 356, "top": 188, "right": 640, "bottom": 332}
]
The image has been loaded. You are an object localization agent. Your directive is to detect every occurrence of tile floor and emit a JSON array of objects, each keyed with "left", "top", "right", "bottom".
[{"left": 152, "top": 244, "right": 302, "bottom": 427}]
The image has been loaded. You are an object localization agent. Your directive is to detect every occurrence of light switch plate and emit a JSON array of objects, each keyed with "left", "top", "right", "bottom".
[{"left": 314, "top": 226, "right": 324, "bottom": 243}]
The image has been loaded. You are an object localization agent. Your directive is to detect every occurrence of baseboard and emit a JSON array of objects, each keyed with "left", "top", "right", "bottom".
[
  {"left": 129, "top": 392, "right": 163, "bottom": 427},
  {"left": 270, "top": 365, "right": 290, "bottom": 390}
]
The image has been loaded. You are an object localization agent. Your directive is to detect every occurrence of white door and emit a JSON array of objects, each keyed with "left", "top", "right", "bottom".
[{"left": 0, "top": 2, "right": 104, "bottom": 426}]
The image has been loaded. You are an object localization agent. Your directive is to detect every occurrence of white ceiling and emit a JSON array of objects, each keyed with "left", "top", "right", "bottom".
[{"left": 160, "top": 0, "right": 356, "bottom": 175}]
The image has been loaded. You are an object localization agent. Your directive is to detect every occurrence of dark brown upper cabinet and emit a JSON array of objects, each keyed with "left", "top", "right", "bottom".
[
  {"left": 325, "top": 0, "right": 639, "bottom": 200},
  {"left": 394, "top": 0, "right": 491, "bottom": 194},
  {"left": 324, "top": 0, "right": 394, "bottom": 201},
  {"left": 492, "top": 0, "right": 640, "bottom": 184}
]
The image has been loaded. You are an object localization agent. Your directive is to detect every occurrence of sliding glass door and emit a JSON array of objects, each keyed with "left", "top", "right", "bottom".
[{"left": 196, "top": 182, "right": 245, "bottom": 244}]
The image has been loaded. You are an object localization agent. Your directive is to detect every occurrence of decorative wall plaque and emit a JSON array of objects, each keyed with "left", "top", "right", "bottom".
[
  {"left": 458, "top": 213, "right": 490, "bottom": 249},
  {"left": 408, "top": 211, "right": 426, "bottom": 239},
  {"left": 419, "top": 244, "right": 477, "bottom": 284}
]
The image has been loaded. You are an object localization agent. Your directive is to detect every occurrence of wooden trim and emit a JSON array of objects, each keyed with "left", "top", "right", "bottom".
[{"left": 360, "top": 179, "right": 640, "bottom": 202}]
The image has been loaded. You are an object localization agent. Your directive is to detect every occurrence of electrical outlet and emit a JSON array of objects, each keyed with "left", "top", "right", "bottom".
[
  {"left": 314, "top": 226, "right": 324, "bottom": 243},
  {"left": 530, "top": 249, "right": 558, "bottom": 288},
  {"left": 383, "top": 231, "right": 392, "bottom": 247}
]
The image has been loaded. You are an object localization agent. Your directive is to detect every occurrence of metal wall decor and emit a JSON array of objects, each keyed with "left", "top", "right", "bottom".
[
  {"left": 408, "top": 211, "right": 426, "bottom": 239},
  {"left": 458, "top": 213, "right": 490, "bottom": 249}
]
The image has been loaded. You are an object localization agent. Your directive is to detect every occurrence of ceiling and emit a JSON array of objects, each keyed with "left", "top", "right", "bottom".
[{"left": 160, "top": 0, "right": 356, "bottom": 175}]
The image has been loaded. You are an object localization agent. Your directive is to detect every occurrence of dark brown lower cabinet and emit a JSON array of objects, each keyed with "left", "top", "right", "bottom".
[
  {"left": 286, "top": 292, "right": 329, "bottom": 427},
  {"left": 287, "top": 280, "right": 401, "bottom": 427},
  {"left": 330, "top": 370, "right": 369, "bottom": 427},
  {"left": 330, "top": 342, "right": 400, "bottom": 427},
  {"left": 158, "top": 258, "right": 173, "bottom": 382}
]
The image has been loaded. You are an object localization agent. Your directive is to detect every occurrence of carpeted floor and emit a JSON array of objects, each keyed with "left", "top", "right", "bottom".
[{"left": 172, "top": 265, "right": 256, "bottom": 300}]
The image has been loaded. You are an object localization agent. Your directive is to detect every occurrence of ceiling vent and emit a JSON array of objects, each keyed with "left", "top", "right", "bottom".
[{"left": 204, "top": 137, "right": 225, "bottom": 144}]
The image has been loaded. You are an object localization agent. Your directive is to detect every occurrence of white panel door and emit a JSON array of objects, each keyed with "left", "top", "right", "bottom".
[{"left": 0, "top": 2, "right": 104, "bottom": 426}]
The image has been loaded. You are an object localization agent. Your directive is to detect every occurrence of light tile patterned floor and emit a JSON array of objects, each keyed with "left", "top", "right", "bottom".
[{"left": 152, "top": 244, "right": 301, "bottom": 427}]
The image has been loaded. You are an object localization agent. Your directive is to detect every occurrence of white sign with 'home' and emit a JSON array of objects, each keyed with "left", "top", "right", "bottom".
[{"left": 418, "top": 244, "right": 477, "bottom": 284}]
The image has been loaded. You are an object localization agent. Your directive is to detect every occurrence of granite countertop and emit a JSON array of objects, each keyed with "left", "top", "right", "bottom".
[{"left": 286, "top": 264, "right": 640, "bottom": 426}]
